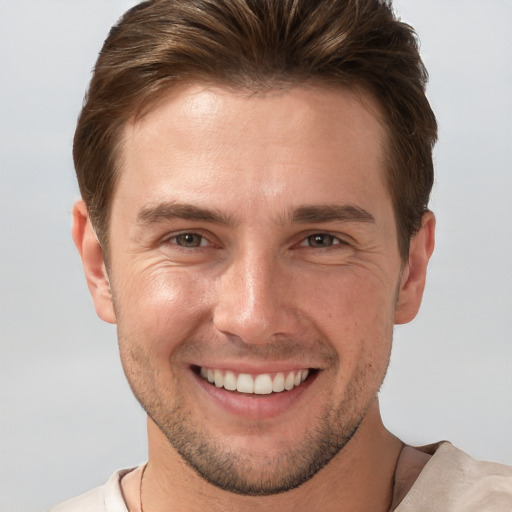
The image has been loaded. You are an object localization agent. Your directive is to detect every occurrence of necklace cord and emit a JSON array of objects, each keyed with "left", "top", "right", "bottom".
[{"left": 139, "top": 463, "right": 148, "bottom": 512}]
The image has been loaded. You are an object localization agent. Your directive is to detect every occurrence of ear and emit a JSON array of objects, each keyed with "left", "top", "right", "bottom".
[
  {"left": 72, "top": 200, "right": 116, "bottom": 324},
  {"left": 394, "top": 211, "right": 436, "bottom": 325}
]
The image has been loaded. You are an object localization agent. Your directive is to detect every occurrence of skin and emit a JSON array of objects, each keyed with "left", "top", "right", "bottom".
[{"left": 73, "top": 84, "right": 435, "bottom": 512}]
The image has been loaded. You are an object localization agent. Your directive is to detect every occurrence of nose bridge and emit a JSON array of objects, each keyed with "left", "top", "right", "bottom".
[{"left": 213, "top": 246, "right": 287, "bottom": 343}]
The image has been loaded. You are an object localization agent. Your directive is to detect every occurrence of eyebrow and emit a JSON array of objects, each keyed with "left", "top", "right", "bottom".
[
  {"left": 291, "top": 204, "right": 375, "bottom": 224},
  {"left": 136, "top": 202, "right": 375, "bottom": 227},
  {"left": 137, "top": 202, "right": 235, "bottom": 226}
]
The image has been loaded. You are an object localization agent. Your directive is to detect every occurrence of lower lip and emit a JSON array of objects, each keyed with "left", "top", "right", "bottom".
[{"left": 192, "top": 370, "right": 318, "bottom": 420}]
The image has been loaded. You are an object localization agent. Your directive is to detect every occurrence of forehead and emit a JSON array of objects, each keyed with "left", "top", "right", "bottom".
[
  {"left": 115, "top": 83, "right": 390, "bottom": 220},
  {"left": 127, "top": 83, "right": 386, "bottom": 154}
]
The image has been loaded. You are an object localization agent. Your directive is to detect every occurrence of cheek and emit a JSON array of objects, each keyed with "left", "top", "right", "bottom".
[
  {"left": 298, "top": 269, "right": 396, "bottom": 371},
  {"left": 113, "top": 265, "right": 212, "bottom": 356},
  {"left": 301, "top": 267, "right": 396, "bottom": 331}
]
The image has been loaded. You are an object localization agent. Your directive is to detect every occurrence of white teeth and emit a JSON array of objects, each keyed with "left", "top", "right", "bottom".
[
  {"left": 284, "top": 372, "right": 295, "bottom": 391},
  {"left": 254, "top": 374, "right": 273, "bottom": 395},
  {"left": 237, "top": 373, "right": 254, "bottom": 393},
  {"left": 272, "top": 372, "right": 285, "bottom": 392},
  {"left": 214, "top": 369, "right": 223, "bottom": 388},
  {"left": 199, "top": 367, "right": 311, "bottom": 394},
  {"left": 224, "top": 371, "right": 237, "bottom": 391}
]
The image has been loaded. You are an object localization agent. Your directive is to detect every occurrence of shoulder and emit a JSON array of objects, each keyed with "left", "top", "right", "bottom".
[
  {"left": 47, "top": 468, "right": 135, "bottom": 512},
  {"left": 397, "top": 442, "right": 512, "bottom": 512}
]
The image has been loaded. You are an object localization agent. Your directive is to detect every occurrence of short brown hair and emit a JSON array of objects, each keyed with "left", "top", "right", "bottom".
[{"left": 74, "top": 0, "right": 437, "bottom": 259}]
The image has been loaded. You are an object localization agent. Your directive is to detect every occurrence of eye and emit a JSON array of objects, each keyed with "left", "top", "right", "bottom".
[
  {"left": 172, "top": 233, "right": 208, "bottom": 248},
  {"left": 300, "top": 233, "right": 343, "bottom": 248}
]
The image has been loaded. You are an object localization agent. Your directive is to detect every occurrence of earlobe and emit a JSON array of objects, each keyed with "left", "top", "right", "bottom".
[
  {"left": 72, "top": 200, "right": 117, "bottom": 324},
  {"left": 394, "top": 211, "right": 436, "bottom": 325}
]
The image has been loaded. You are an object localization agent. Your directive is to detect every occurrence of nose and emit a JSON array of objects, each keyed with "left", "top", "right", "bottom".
[{"left": 212, "top": 250, "right": 296, "bottom": 344}]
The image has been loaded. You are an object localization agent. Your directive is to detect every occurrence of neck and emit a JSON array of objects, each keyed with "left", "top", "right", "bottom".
[{"left": 139, "top": 399, "right": 403, "bottom": 512}]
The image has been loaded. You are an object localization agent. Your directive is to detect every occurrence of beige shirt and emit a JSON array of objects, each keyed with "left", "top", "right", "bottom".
[{"left": 48, "top": 442, "right": 512, "bottom": 511}]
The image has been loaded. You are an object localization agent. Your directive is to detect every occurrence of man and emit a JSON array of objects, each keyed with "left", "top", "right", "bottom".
[{"left": 50, "top": 0, "right": 512, "bottom": 510}]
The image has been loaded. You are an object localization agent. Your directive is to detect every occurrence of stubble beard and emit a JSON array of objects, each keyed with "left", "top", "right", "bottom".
[
  {"left": 124, "top": 349, "right": 386, "bottom": 497},
  {"left": 150, "top": 397, "right": 366, "bottom": 496},
  {"left": 113, "top": 290, "right": 395, "bottom": 497}
]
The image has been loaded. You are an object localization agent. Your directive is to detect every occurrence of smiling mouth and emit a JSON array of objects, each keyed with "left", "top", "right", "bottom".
[{"left": 195, "top": 366, "right": 315, "bottom": 395}]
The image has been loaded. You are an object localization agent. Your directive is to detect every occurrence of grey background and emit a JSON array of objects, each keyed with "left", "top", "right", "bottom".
[{"left": 1, "top": 1, "right": 511, "bottom": 510}]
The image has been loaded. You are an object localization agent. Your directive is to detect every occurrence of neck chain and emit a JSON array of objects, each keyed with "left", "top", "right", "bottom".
[{"left": 139, "top": 463, "right": 148, "bottom": 512}]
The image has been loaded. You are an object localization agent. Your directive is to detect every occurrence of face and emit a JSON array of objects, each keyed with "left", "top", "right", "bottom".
[{"left": 81, "top": 84, "right": 429, "bottom": 495}]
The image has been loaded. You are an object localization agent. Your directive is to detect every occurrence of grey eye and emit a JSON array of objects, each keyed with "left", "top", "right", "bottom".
[
  {"left": 174, "top": 233, "right": 204, "bottom": 248},
  {"left": 307, "top": 234, "right": 336, "bottom": 247}
]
